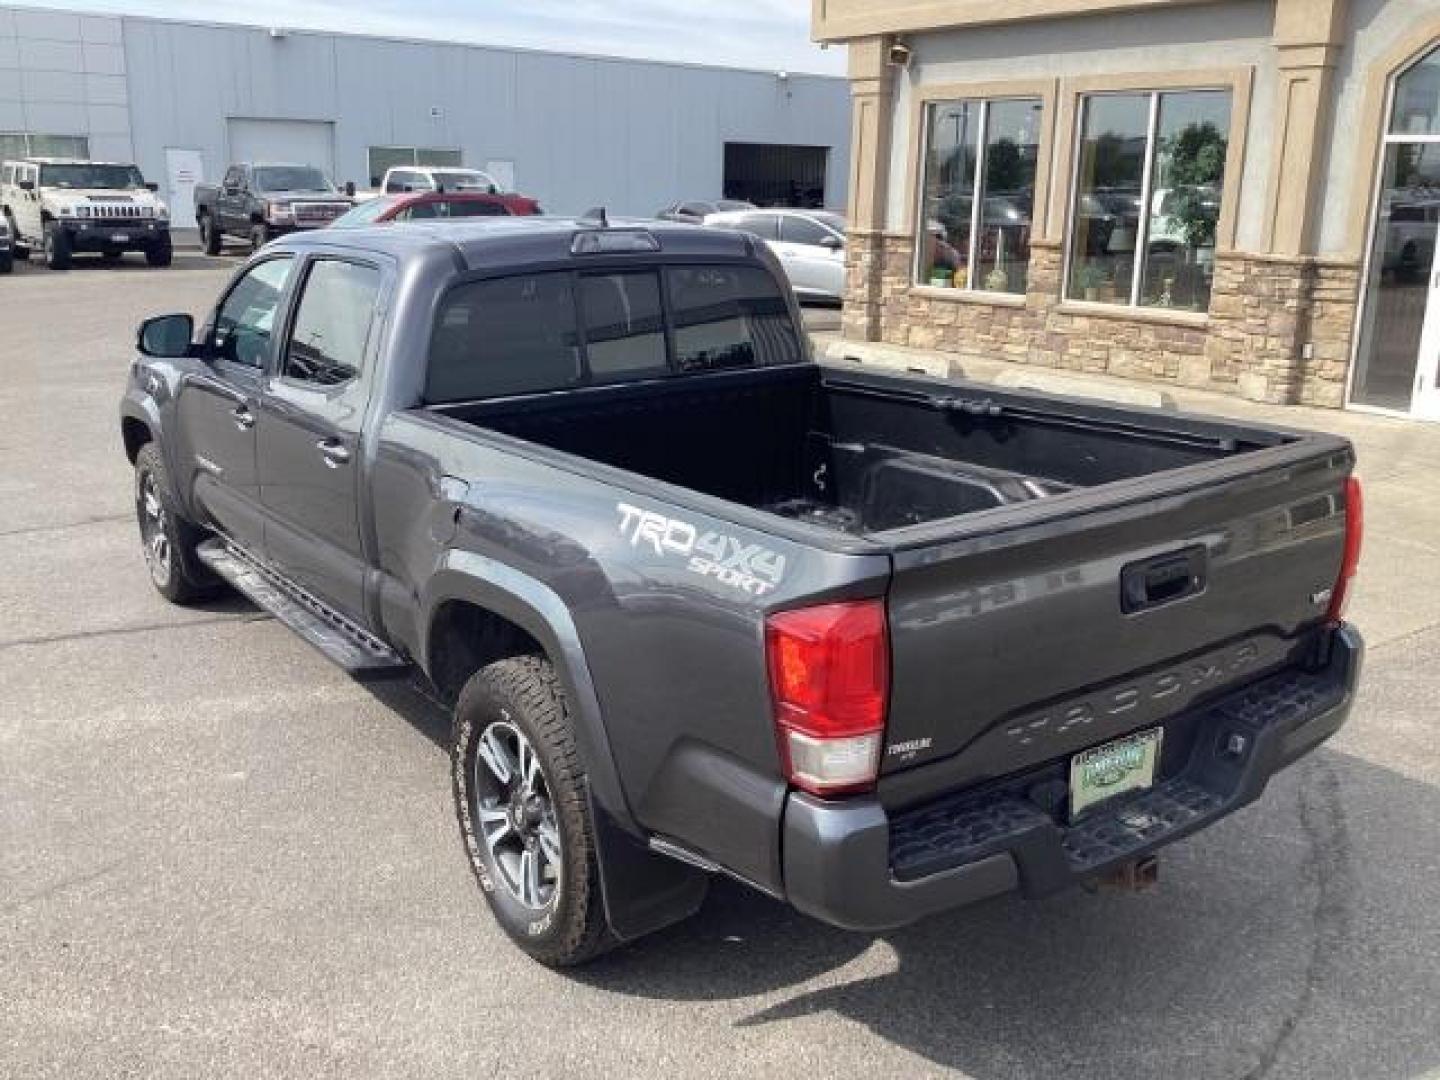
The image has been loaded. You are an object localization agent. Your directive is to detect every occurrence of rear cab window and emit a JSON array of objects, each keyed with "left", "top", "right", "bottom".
[{"left": 425, "top": 262, "right": 802, "bottom": 403}]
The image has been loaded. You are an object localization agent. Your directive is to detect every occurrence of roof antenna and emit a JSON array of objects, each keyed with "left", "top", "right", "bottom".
[{"left": 581, "top": 206, "right": 609, "bottom": 228}]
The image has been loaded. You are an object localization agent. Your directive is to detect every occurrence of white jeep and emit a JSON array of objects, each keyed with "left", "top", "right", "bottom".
[{"left": 0, "top": 158, "right": 172, "bottom": 270}]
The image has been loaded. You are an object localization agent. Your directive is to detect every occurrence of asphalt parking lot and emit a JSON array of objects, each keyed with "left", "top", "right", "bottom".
[{"left": 2, "top": 250, "right": 1439, "bottom": 1080}]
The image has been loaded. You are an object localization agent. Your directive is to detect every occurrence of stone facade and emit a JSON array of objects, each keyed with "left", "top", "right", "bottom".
[{"left": 842, "top": 236, "right": 1363, "bottom": 409}]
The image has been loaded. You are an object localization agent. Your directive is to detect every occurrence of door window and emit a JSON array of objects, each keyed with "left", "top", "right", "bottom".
[
  {"left": 283, "top": 259, "right": 383, "bottom": 387},
  {"left": 212, "top": 257, "right": 295, "bottom": 368},
  {"left": 399, "top": 201, "right": 439, "bottom": 220},
  {"left": 780, "top": 215, "right": 837, "bottom": 247},
  {"left": 735, "top": 213, "right": 780, "bottom": 241}
]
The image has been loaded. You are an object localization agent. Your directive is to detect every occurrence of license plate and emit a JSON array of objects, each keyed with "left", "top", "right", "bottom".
[
  {"left": 1069, "top": 727, "right": 1163, "bottom": 818},
  {"left": 111, "top": 233, "right": 130, "bottom": 243}
]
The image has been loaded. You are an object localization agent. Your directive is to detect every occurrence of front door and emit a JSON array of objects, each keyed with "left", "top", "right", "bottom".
[
  {"left": 258, "top": 255, "right": 386, "bottom": 622},
  {"left": 1415, "top": 241, "right": 1440, "bottom": 421},
  {"left": 164, "top": 148, "right": 204, "bottom": 230},
  {"left": 173, "top": 255, "right": 297, "bottom": 552}
]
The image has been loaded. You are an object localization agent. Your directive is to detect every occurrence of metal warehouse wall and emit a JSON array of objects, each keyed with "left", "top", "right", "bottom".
[{"left": 111, "top": 14, "right": 850, "bottom": 217}]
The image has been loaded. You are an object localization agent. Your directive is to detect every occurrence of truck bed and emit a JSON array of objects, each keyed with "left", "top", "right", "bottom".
[{"left": 431, "top": 363, "right": 1281, "bottom": 538}]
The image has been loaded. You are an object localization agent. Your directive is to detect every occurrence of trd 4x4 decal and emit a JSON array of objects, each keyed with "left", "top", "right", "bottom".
[{"left": 616, "top": 503, "right": 786, "bottom": 597}]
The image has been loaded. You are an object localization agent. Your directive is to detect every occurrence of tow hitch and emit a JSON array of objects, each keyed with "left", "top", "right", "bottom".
[{"left": 1097, "top": 854, "right": 1160, "bottom": 892}]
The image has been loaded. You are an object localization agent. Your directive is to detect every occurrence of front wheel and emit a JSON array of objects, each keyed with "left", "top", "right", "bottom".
[
  {"left": 452, "top": 656, "right": 613, "bottom": 966},
  {"left": 250, "top": 223, "right": 269, "bottom": 253},
  {"left": 0, "top": 249, "right": 11, "bottom": 274},
  {"left": 199, "top": 213, "right": 222, "bottom": 255},
  {"left": 134, "top": 443, "right": 219, "bottom": 604}
]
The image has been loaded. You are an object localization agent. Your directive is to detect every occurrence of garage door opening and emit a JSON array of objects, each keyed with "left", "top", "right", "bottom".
[{"left": 724, "top": 143, "right": 829, "bottom": 208}]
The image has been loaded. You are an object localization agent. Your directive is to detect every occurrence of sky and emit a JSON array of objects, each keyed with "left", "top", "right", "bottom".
[{"left": 15, "top": 0, "right": 846, "bottom": 75}]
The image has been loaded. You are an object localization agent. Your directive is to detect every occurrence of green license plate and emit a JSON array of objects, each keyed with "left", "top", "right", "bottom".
[{"left": 1069, "top": 727, "right": 1163, "bottom": 818}]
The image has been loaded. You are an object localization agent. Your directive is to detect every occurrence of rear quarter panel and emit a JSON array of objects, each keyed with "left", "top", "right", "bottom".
[{"left": 369, "top": 411, "right": 890, "bottom": 892}]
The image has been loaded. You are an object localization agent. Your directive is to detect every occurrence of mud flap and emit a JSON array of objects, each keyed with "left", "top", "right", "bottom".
[{"left": 591, "top": 798, "right": 709, "bottom": 941}]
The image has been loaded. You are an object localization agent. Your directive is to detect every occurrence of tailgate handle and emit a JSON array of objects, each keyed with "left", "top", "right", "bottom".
[{"left": 1121, "top": 546, "right": 1207, "bottom": 613}]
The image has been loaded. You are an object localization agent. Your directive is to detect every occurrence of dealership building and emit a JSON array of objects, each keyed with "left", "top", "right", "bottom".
[
  {"left": 0, "top": 3, "right": 850, "bottom": 226},
  {"left": 818, "top": 0, "right": 1440, "bottom": 420}
]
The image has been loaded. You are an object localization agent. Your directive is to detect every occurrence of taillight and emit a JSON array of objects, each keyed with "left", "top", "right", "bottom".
[
  {"left": 1327, "top": 476, "right": 1363, "bottom": 625},
  {"left": 766, "top": 599, "right": 889, "bottom": 797}
]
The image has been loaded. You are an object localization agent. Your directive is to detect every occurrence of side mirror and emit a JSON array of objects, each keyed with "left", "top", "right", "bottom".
[
  {"left": 145, "top": 181, "right": 159, "bottom": 192},
  {"left": 820, "top": 234, "right": 844, "bottom": 250},
  {"left": 344, "top": 181, "right": 356, "bottom": 197},
  {"left": 137, "top": 313, "right": 195, "bottom": 359},
  {"left": 18, "top": 180, "right": 34, "bottom": 192}
]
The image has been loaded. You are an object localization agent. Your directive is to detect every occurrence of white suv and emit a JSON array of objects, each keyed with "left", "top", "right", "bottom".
[{"left": 0, "top": 158, "right": 172, "bottom": 270}]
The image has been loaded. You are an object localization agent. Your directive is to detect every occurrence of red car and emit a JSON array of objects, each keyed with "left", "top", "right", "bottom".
[{"left": 330, "top": 190, "right": 541, "bottom": 228}]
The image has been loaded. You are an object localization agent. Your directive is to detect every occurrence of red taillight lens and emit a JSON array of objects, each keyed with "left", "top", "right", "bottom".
[
  {"left": 1327, "top": 476, "right": 1363, "bottom": 625},
  {"left": 766, "top": 600, "right": 889, "bottom": 796}
]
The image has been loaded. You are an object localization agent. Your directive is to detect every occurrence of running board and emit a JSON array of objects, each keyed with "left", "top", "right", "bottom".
[{"left": 197, "top": 539, "right": 409, "bottom": 676}]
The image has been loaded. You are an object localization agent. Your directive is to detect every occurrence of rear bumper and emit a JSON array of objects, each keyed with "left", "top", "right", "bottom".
[{"left": 781, "top": 624, "right": 1362, "bottom": 932}]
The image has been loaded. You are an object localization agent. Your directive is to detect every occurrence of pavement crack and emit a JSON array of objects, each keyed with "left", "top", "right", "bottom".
[
  {"left": 0, "top": 513, "right": 131, "bottom": 539},
  {"left": 1, "top": 858, "right": 128, "bottom": 914},
  {"left": 1241, "top": 759, "right": 1354, "bottom": 1080},
  {"left": 0, "top": 613, "right": 273, "bottom": 651}
]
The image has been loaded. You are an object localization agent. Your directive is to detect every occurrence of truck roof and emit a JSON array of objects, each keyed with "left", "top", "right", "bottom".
[{"left": 271, "top": 216, "right": 761, "bottom": 272}]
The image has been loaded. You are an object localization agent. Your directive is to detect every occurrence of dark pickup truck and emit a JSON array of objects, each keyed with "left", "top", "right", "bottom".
[
  {"left": 194, "top": 163, "right": 354, "bottom": 255},
  {"left": 120, "top": 217, "right": 1363, "bottom": 966}
]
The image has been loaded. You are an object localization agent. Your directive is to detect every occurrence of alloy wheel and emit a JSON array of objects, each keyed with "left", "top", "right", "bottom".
[
  {"left": 138, "top": 471, "right": 172, "bottom": 589},
  {"left": 472, "top": 721, "right": 562, "bottom": 909}
]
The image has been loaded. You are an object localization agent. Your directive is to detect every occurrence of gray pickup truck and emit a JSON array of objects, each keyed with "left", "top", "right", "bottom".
[{"left": 120, "top": 217, "right": 1363, "bottom": 966}]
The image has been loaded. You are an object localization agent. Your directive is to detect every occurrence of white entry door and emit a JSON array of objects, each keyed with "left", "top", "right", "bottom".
[
  {"left": 164, "top": 148, "right": 204, "bottom": 229},
  {"left": 1415, "top": 237, "right": 1440, "bottom": 420}
]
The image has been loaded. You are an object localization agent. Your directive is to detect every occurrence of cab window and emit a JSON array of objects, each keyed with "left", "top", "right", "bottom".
[
  {"left": 211, "top": 257, "right": 295, "bottom": 368},
  {"left": 283, "top": 259, "right": 383, "bottom": 387}
]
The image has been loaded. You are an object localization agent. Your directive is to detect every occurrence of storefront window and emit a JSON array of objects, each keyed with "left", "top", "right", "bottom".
[
  {"left": 917, "top": 98, "right": 1042, "bottom": 294},
  {"left": 1066, "top": 89, "right": 1231, "bottom": 312}
]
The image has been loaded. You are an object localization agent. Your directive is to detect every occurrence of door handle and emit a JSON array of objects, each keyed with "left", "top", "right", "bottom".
[
  {"left": 317, "top": 438, "right": 352, "bottom": 468},
  {"left": 231, "top": 404, "right": 256, "bottom": 430}
]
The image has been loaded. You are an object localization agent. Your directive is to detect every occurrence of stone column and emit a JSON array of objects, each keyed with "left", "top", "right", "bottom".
[{"left": 842, "top": 36, "right": 895, "bottom": 342}]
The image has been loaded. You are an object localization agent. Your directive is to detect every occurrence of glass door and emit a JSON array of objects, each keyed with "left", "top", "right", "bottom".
[
  {"left": 1415, "top": 244, "right": 1440, "bottom": 420},
  {"left": 1351, "top": 44, "right": 1440, "bottom": 417}
]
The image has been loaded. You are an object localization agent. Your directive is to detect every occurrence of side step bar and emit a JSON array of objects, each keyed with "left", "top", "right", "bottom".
[{"left": 197, "top": 538, "right": 409, "bottom": 676}]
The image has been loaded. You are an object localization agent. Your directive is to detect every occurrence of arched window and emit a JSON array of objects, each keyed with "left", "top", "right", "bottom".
[{"left": 1391, "top": 44, "right": 1440, "bottom": 137}]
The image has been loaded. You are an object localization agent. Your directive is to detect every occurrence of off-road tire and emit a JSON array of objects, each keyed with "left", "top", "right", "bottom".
[
  {"left": 199, "top": 212, "right": 222, "bottom": 256},
  {"left": 0, "top": 249, "right": 11, "bottom": 274},
  {"left": 146, "top": 233, "right": 174, "bottom": 267},
  {"left": 134, "top": 443, "right": 220, "bottom": 604},
  {"left": 43, "top": 224, "right": 71, "bottom": 270},
  {"left": 452, "top": 656, "right": 614, "bottom": 967}
]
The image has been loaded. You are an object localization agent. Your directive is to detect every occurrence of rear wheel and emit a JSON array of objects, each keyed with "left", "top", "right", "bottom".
[
  {"left": 452, "top": 656, "right": 614, "bottom": 967},
  {"left": 3, "top": 212, "right": 26, "bottom": 260},
  {"left": 134, "top": 443, "right": 218, "bottom": 604},
  {"left": 43, "top": 224, "right": 71, "bottom": 270}
]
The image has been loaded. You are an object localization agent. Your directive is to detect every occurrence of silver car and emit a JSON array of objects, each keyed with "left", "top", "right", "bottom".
[{"left": 703, "top": 208, "right": 846, "bottom": 301}]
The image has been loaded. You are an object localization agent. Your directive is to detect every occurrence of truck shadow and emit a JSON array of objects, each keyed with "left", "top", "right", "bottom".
[{"left": 572, "top": 749, "right": 1440, "bottom": 1080}]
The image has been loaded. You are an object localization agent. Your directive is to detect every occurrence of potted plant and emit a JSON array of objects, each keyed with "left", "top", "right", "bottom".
[
  {"left": 952, "top": 265, "right": 969, "bottom": 289},
  {"left": 1074, "top": 261, "right": 1107, "bottom": 302},
  {"left": 984, "top": 266, "right": 1009, "bottom": 292},
  {"left": 928, "top": 265, "right": 953, "bottom": 288}
]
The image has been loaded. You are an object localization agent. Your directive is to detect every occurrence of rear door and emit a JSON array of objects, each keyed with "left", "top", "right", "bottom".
[
  {"left": 173, "top": 255, "right": 297, "bottom": 552},
  {"left": 257, "top": 253, "right": 387, "bottom": 622},
  {"left": 876, "top": 446, "right": 1353, "bottom": 805},
  {"left": 777, "top": 215, "right": 843, "bottom": 297}
]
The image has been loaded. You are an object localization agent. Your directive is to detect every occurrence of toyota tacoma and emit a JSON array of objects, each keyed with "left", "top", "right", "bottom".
[{"left": 119, "top": 217, "right": 1363, "bottom": 966}]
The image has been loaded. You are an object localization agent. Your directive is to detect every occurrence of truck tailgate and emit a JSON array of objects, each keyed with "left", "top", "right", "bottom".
[{"left": 878, "top": 441, "right": 1353, "bottom": 807}]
